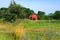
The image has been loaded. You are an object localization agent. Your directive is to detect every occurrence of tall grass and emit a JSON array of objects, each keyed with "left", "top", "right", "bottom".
[{"left": 0, "top": 20, "right": 60, "bottom": 40}]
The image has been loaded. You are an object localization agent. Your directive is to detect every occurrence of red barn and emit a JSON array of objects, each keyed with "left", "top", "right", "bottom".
[{"left": 29, "top": 14, "right": 38, "bottom": 20}]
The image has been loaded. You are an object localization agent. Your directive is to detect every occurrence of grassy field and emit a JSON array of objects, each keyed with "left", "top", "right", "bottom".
[{"left": 0, "top": 20, "right": 60, "bottom": 40}]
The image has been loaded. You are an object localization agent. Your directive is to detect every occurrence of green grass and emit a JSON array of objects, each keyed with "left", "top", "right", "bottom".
[
  {"left": 26, "top": 31, "right": 60, "bottom": 40},
  {"left": 22, "top": 20, "right": 60, "bottom": 29},
  {"left": 0, "top": 20, "right": 60, "bottom": 40},
  {"left": 0, "top": 33, "right": 14, "bottom": 40}
]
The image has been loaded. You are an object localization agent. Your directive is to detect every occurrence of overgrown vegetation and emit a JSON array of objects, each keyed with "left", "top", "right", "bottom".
[{"left": 0, "top": 20, "right": 60, "bottom": 40}]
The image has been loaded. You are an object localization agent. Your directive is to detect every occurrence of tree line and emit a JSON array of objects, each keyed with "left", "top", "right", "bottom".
[{"left": 0, "top": 1, "right": 60, "bottom": 22}]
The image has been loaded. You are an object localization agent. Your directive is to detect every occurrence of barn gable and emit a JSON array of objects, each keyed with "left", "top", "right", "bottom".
[{"left": 29, "top": 14, "right": 38, "bottom": 20}]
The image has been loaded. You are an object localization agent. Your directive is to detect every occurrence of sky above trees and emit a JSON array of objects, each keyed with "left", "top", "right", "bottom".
[{"left": 0, "top": 0, "right": 60, "bottom": 14}]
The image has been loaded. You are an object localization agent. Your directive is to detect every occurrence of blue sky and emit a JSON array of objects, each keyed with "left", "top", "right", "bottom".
[{"left": 0, "top": 0, "right": 60, "bottom": 15}]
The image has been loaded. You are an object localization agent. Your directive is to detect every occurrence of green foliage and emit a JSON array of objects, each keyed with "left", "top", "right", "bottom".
[
  {"left": 3, "top": 13, "right": 16, "bottom": 22},
  {"left": 25, "top": 8, "right": 34, "bottom": 18},
  {"left": 38, "top": 11, "right": 45, "bottom": 20},
  {"left": 53, "top": 11, "right": 60, "bottom": 20},
  {"left": 0, "top": 0, "right": 35, "bottom": 22}
]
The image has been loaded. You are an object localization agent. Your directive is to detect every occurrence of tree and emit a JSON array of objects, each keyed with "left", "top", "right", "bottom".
[
  {"left": 9, "top": 0, "right": 22, "bottom": 18},
  {"left": 3, "top": 13, "right": 16, "bottom": 22},
  {"left": 53, "top": 11, "right": 60, "bottom": 20},
  {"left": 9, "top": 0, "right": 34, "bottom": 19},
  {"left": 25, "top": 8, "right": 34, "bottom": 18},
  {"left": 38, "top": 11, "right": 45, "bottom": 20},
  {"left": 0, "top": 7, "right": 9, "bottom": 18},
  {"left": 48, "top": 13, "right": 53, "bottom": 20}
]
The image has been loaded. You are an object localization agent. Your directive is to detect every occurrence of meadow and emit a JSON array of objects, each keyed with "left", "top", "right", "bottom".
[{"left": 0, "top": 20, "right": 60, "bottom": 40}]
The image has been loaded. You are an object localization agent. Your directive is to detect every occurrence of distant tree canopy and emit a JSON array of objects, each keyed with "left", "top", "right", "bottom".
[
  {"left": 9, "top": 1, "right": 34, "bottom": 19},
  {"left": 0, "top": 0, "right": 34, "bottom": 22},
  {"left": 38, "top": 11, "right": 45, "bottom": 20},
  {"left": 53, "top": 11, "right": 60, "bottom": 20},
  {"left": 0, "top": 0, "right": 60, "bottom": 22}
]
